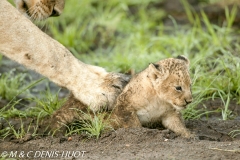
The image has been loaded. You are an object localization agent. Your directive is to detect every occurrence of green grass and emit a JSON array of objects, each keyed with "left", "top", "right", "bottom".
[
  {"left": 6, "top": 118, "right": 38, "bottom": 139},
  {"left": 0, "top": 89, "right": 65, "bottom": 119},
  {"left": 0, "top": 77, "right": 45, "bottom": 118},
  {"left": 0, "top": 100, "right": 29, "bottom": 119},
  {"left": 27, "top": 88, "right": 66, "bottom": 118},
  {"left": 0, "top": 80, "right": 65, "bottom": 139},
  {"left": 0, "top": 89, "right": 65, "bottom": 139},
  {"left": 229, "top": 129, "right": 240, "bottom": 138},
  {"left": 65, "top": 108, "right": 113, "bottom": 139},
  {"left": 0, "top": 70, "right": 30, "bottom": 101},
  {"left": 0, "top": 115, "right": 40, "bottom": 141}
]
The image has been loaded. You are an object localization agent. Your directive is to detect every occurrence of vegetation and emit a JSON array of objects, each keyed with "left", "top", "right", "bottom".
[
  {"left": 229, "top": 129, "right": 240, "bottom": 138},
  {"left": 27, "top": 88, "right": 66, "bottom": 118},
  {"left": 0, "top": 70, "right": 30, "bottom": 101},
  {"left": 65, "top": 108, "right": 112, "bottom": 139},
  {"left": 0, "top": 79, "right": 65, "bottom": 139},
  {"left": 5, "top": 118, "right": 38, "bottom": 139},
  {"left": 1, "top": 0, "right": 240, "bottom": 139}
]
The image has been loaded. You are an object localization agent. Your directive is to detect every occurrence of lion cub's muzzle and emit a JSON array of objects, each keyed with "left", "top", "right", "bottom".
[
  {"left": 185, "top": 98, "right": 193, "bottom": 105},
  {"left": 184, "top": 95, "right": 193, "bottom": 107}
]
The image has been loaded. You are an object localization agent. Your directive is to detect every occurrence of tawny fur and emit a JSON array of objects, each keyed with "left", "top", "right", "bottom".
[
  {"left": 50, "top": 56, "right": 194, "bottom": 138},
  {"left": 112, "top": 56, "right": 193, "bottom": 138},
  {"left": 14, "top": 0, "right": 65, "bottom": 20},
  {"left": 0, "top": 0, "right": 129, "bottom": 111}
]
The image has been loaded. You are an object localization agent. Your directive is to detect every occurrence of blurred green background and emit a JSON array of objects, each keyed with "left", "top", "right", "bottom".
[{"left": 2, "top": 0, "right": 240, "bottom": 120}]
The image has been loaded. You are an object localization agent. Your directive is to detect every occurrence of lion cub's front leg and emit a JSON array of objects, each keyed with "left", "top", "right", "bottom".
[
  {"left": 111, "top": 104, "right": 142, "bottom": 129},
  {"left": 161, "top": 112, "right": 191, "bottom": 138}
]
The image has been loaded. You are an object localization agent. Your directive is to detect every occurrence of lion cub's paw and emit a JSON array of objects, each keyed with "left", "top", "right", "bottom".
[{"left": 182, "top": 132, "right": 198, "bottom": 140}]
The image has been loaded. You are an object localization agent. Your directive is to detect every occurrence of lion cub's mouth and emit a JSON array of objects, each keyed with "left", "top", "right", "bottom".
[{"left": 173, "top": 104, "right": 187, "bottom": 111}]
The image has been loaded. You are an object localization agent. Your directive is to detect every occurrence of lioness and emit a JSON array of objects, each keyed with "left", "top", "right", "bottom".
[
  {"left": 49, "top": 56, "right": 193, "bottom": 138},
  {"left": 14, "top": 0, "right": 65, "bottom": 20},
  {"left": 0, "top": 0, "right": 128, "bottom": 109},
  {"left": 112, "top": 55, "right": 193, "bottom": 138}
]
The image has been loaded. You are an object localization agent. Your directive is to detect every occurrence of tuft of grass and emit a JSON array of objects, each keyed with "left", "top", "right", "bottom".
[
  {"left": 0, "top": 100, "right": 28, "bottom": 119},
  {"left": 0, "top": 78, "right": 46, "bottom": 119},
  {"left": 218, "top": 90, "right": 233, "bottom": 120},
  {"left": 0, "top": 70, "right": 30, "bottom": 101},
  {"left": 229, "top": 129, "right": 240, "bottom": 138},
  {"left": 27, "top": 88, "right": 66, "bottom": 118},
  {"left": 65, "top": 108, "right": 113, "bottom": 139},
  {"left": 6, "top": 119, "right": 31, "bottom": 139},
  {"left": 182, "top": 98, "right": 215, "bottom": 120},
  {"left": 0, "top": 126, "right": 11, "bottom": 140},
  {"left": 0, "top": 115, "right": 40, "bottom": 140}
]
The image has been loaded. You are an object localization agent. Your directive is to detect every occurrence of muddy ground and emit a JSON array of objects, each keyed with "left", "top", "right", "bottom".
[{"left": 1, "top": 57, "right": 240, "bottom": 159}]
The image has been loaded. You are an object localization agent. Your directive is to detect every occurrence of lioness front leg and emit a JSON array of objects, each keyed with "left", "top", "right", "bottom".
[
  {"left": 0, "top": 1, "right": 129, "bottom": 110},
  {"left": 161, "top": 112, "right": 192, "bottom": 138}
]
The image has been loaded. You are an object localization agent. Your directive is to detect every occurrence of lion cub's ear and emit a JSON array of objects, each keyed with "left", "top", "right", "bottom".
[
  {"left": 176, "top": 55, "right": 190, "bottom": 67},
  {"left": 148, "top": 63, "right": 168, "bottom": 81}
]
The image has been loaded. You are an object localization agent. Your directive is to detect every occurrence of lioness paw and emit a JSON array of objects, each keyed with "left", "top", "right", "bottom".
[
  {"left": 71, "top": 71, "right": 130, "bottom": 112},
  {"left": 101, "top": 72, "right": 130, "bottom": 109}
]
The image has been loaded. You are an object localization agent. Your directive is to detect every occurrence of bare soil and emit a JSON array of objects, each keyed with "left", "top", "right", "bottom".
[{"left": 1, "top": 118, "right": 240, "bottom": 160}]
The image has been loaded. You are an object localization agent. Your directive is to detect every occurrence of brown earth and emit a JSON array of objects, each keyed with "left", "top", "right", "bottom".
[{"left": 1, "top": 111, "right": 240, "bottom": 160}]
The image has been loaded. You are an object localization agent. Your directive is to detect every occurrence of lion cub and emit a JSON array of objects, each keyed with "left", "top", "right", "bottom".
[
  {"left": 47, "top": 56, "right": 193, "bottom": 138},
  {"left": 112, "top": 55, "right": 193, "bottom": 138}
]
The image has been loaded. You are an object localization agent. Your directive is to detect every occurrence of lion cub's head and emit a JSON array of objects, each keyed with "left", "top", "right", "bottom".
[
  {"left": 148, "top": 55, "right": 193, "bottom": 111},
  {"left": 14, "top": 0, "right": 65, "bottom": 20}
]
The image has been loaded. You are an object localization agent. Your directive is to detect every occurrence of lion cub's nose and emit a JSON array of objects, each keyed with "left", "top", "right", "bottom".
[
  {"left": 50, "top": 8, "right": 61, "bottom": 17},
  {"left": 185, "top": 98, "right": 193, "bottom": 105}
]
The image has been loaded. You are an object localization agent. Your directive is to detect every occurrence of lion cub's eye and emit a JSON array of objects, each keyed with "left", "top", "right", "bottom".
[{"left": 175, "top": 86, "right": 182, "bottom": 91}]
